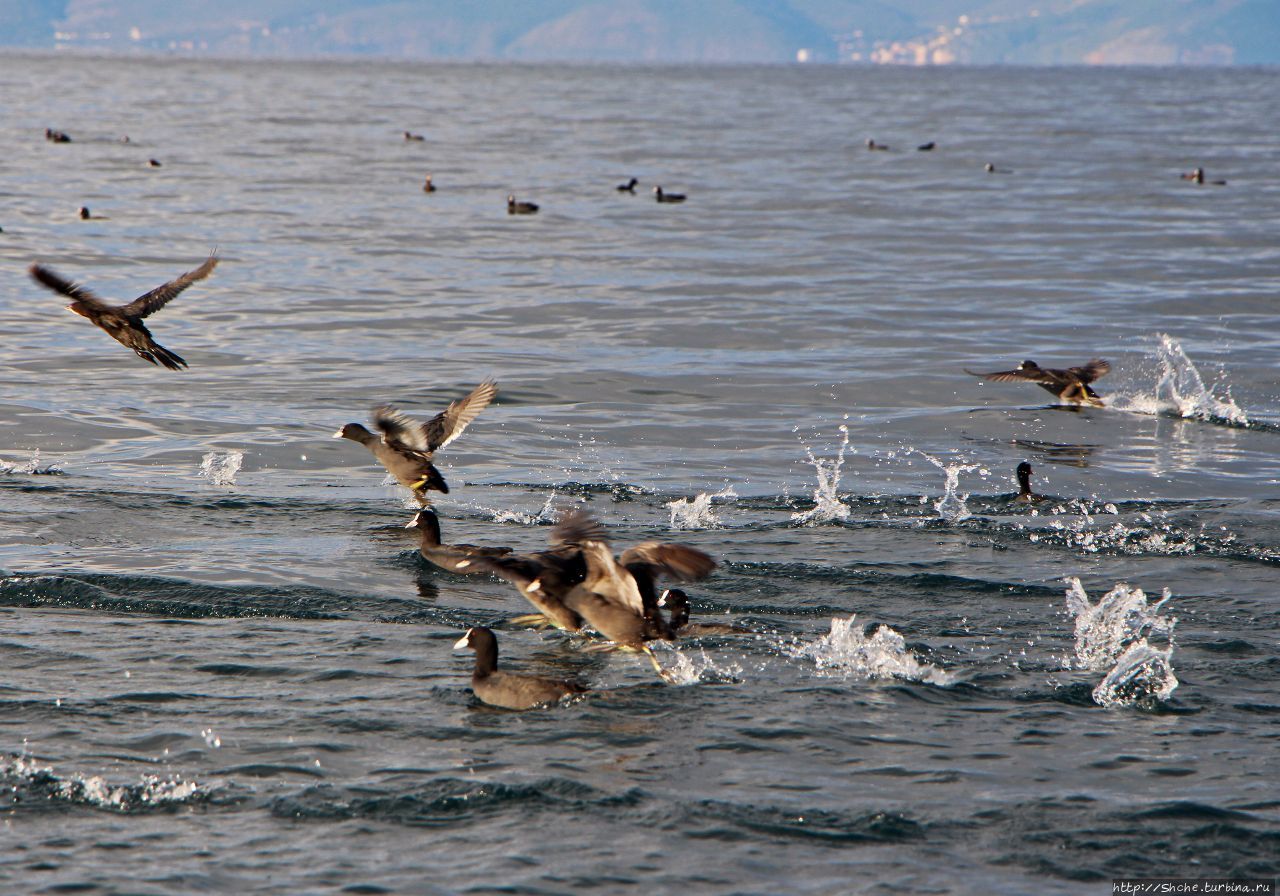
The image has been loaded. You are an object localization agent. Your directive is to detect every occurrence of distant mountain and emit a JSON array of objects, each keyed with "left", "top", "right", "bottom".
[{"left": 5, "top": 0, "right": 1279, "bottom": 64}]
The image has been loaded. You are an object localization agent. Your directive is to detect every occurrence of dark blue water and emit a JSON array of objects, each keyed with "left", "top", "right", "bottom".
[{"left": 1, "top": 56, "right": 1278, "bottom": 894}]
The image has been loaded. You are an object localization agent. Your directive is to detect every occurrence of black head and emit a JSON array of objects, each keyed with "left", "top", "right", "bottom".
[
  {"left": 454, "top": 626, "right": 498, "bottom": 670},
  {"left": 1016, "top": 461, "right": 1032, "bottom": 485},
  {"left": 334, "top": 422, "right": 374, "bottom": 443},
  {"left": 658, "top": 588, "right": 690, "bottom": 629},
  {"left": 1018, "top": 360, "right": 1038, "bottom": 371},
  {"left": 79, "top": 206, "right": 90, "bottom": 219}
]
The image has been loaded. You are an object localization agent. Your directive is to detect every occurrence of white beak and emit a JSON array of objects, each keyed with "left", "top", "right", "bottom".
[
  {"left": 658, "top": 589, "right": 671, "bottom": 606},
  {"left": 403, "top": 515, "right": 419, "bottom": 528},
  {"left": 453, "top": 632, "right": 472, "bottom": 649},
  {"left": 332, "top": 429, "right": 344, "bottom": 438},
  {"left": 526, "top": 579, "right": 542, "bottom": 593}
]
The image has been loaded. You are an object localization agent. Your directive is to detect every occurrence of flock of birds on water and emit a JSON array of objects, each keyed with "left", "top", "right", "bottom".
[{"left": 14, "top": 122, "right": 1217, "bottom": 710}]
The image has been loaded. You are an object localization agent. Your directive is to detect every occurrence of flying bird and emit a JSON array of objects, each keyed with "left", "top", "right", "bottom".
[
  {"left": 966, "top": 359, "right": 1110, "bottom": 407},
  {"left": 29, "top": 254, "right": 218, "bottom": 370},
  {"left": 334, "top": 379, "right": 498, "bottom": 503}
]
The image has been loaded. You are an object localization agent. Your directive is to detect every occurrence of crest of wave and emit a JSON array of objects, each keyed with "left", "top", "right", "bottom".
[
  {"left": 199, "top": 450, "right": 243, "bottom": 486},
  {"left": 1111, "top": 334, "right": 1248, "bottom": 425},
  {"left": 667, "top": 486, "right": 736, "bottom": 530},
  {"left": 791, "top": 425, "right": 850, "bottom": 525},
  {"left": 1063, "top": 577, "right": 1178, "bottom": 707},
  {"left": 793, "top": 616, "right": 953, "bottom": 685}
]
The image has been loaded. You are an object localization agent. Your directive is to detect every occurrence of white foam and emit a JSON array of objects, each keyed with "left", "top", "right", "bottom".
[
  {"left": 793, "top": 615, "right": 953, "bottom": 685},
  {"left": 0, "top": 448, "right": 61, "bottom": 475},
  {"left": 199, "top": 450, "right": 243, "bottom": 486}
]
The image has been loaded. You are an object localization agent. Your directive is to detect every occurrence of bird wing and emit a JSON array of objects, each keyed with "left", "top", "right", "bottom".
[
  {"left": 372, "top": 405, "right": 432, "bottom": 453},
  {"left": 965, "top": 367, "right": 1065, "bottom": 386},
  {"left": 550, "top": 507, "right": 609, "bottom": 547},
  {"left": 421, "top": 379, "right": 498, "bottom": 451},
  {"left": 470, "top": 554, "right": 545, "bottom": 589},
  {"left": 1069, "top": 359, "right": 1110, "bottom": 383},
  {"left": 29, "top": 264, "right": 112, "bottom": 313},
  {"left": 619, "top": 542, "right": 717, "bottom": 582},
  {"left": 580, "top": 541, "right": 644, "bottom": 615},
  {"left": 121, "top": 254, "right": 218, "bottom": 319}
]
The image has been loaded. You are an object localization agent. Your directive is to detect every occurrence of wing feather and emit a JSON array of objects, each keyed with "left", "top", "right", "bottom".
[
  {"left": 422, "top": 379, "right": 497, "bottom": 451},
  {"left": 121, "top": 254, "right": 217, "bottom": 318},
  {"left": 29, "top": 264, "right": 111, "bottom": 312},
  {"left": 619, "top": 542, "right": 717, "bottom": 582},
  {"left": 372, "top": 405, "right": 430, "bottom": 453}
]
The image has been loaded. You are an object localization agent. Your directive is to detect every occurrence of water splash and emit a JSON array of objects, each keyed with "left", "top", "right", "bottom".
[
  {"left": 791, "top": 425, "right": 850, "bottom": 525},
  {"left": 911, "top": 450, "right": 980, "bottom": 523},
  {"left": 485, "top": 491, "right": 563, "bottom": 525},
  {"left": 1092, "top": 642, "right": 1178, "bottom": 708},
  {"left": 792, "top": 616, "right": 953, "bottom": 685},
  {"left": 667, "top": 486, "right": 736, "bottom": 530},
  {"left": 0, "top": 449, "right": 62, "bottom": 475},
  {"left": 1063, "top": 577, "right": 1178, "bottom": 707},
  {"left": 1112, "top": 334, "right": 1248, "bottom": 426},
  {"left": 658, "top": 645, "right": 746, "bottom": 685},
  {"left": 199, "top": 450, "right": 243, "bottom": 486},
  {"left": 1, "top": 754, "right": 207, "bottom": 811}
]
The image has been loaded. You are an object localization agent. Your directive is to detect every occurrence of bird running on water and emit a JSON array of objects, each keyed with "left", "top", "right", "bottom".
[
  {"left": 966, "top": 359, "right": 1110, "bottom": 407},
  {"left": 335, "top": 379, "right": 498, "bottom": 504}
]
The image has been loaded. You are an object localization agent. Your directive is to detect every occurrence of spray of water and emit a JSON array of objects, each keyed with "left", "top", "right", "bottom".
[
  {"left": 667, "top": 486, "right": 736, "bottom": 530},
  {"left": 791, "top": 425, "right": 851, "bottom": 525},
  {"left": 792, "top": 616, "right": 953, "bottom": 685},
  {"left": 1062, "top": 577, "right": 1178, "bottom": 707},
  {"left": 1111, "top": 334, "right": 1248, "bottom": 425},
  {"left": 907, "top": 449, "right": 980, "bottom": 522},
  {"left": 2, "top": 754, "right": 207, "bottom": 811},
  {"left": 0, "top": 449, "right": 62, "bottom": 475},
  {"left": 199, "top": 451, "right": 244, "bottom": 486}
]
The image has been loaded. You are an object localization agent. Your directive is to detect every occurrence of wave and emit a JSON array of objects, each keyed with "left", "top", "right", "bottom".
[{"left": 0, "top": 753, "right": 218, "bottom": 813}]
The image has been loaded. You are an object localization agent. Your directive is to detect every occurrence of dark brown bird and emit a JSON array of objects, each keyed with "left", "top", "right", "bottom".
[
  {"left": 404, "top": 506, "right": 511, "bottom": 574},
  {"left": 1013, "top": 461, "right": 1046, "bottom": 503},
  {"left": 966, "top": 359, "right": 1110, "bottom": 407},
  {"left": 550, "top": 513, "right": 716, "bottom": 679},
  {"left": 1181, "top": 167, "right": 1226, "bottom": 186},
  {"left": 454, "top": 626, "right": 587, "bottom": 710},
  {"left": 78, "top": 207, "right": 93, "bottom": 220},
  {"left": 45, "top": 128, "right": 71, "bottom": 143},
  {"left": 29, "top": 254, "right": 218, "bottom": 370},
  {"left": 147, "top": 159, "right": 161, "bottom": 168},
  {"left": 866, "top": 138, "right": 889, "bottom": 151},
  {"left": 652, "top": 186, "right": 685, "bottom": 203},
  {"left": 403, "top": 131, "right": 425, "bottom": 141},
  {"left": 616, "top": 177, "right": 638, "bottom": 193},
  {"left": 507, "top": 195, "right": 539, "bottom": 214},
  {"left": 470, "top": 508, "right": 607, "bottom": 633},
  {"left": 658, "top": 589, "right": 751, "bottom": 636},
  {"left": 334, "top": 379, "right": 498, "bottom": 503},
  {"left": 422, "top": 174, "right": 435, "bottom": 193}
]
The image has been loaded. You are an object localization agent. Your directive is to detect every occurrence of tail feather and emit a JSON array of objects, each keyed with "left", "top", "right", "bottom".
[{"left": 150, "top": 343, "right": 188, "bottom": 370}]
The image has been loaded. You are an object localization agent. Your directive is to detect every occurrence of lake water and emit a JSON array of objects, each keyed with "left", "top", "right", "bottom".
[{"left": 1, "top": 55, "right": 1278, "bottom": 894}]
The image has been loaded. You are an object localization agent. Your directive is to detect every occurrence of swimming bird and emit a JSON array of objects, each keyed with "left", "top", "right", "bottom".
[
  {"left": 966, "top": 359, "right": 1110, "bottom": 407},
  {"left": 658, "top": 589, "right": 750, "bottom": 636},
  {"left": 404, "top": 506, "right": 512, "bottom": 574},
  {"left": 78, "top": 207, "right": 93, "bottom": 220},
  {"left": 403, "top": 131, "right": 425, "bottom": 141},
  {"left": 1013, "top": 461, "right": 1046, "bottom": 503},
  {"left": 148, "top": 159, "right": 161, "bottom": 168},
  {"left": 29, "top": 254, "right": 218, "bottom": 370},
  {"left": 917, "top": 141, "right": 936, "bottom": 151},
  {"left": 422, "top": 175, "right": 435, "bottom": 193},
  {"left": 616, "top": 177, "right": 638, "bottom": 193},
  {"left": 985, "top": 162, "right": 1010, "bottom": 173},
  {"left": 866, "top": 138, "right": 889, "bottom": 151},
  {"left": 454, "top": 626, "right": 587, "bottom": 710},
  {"left": 507, "top": 195, "right": 539, "bottom": 214},
  {"left": 1181, "top": 167, "right": 1226, "bottom": 186},
  {"left": 45, "top": 128, "right": 71, "bottom": 143},
  {"left": 334, "top": 379, "right": 498, "bottom": 503},
  {"left": 653, "top": 186, "right": 685, "bottom": 203}
]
